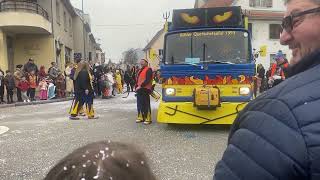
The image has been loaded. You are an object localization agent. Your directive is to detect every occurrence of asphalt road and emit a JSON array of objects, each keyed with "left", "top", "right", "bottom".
[{"left": 0, "top": 93, "right": 230, "bottom": 180}]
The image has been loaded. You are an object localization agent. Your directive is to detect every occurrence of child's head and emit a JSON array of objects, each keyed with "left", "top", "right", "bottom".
[
  {"left": 6, "top": 70, "right": 11, "bottom": 75},
  {"left": 45, "top": 141, "right": 155, "bottom": 180},
  {"left": 16, "top": 64, "right": 23, "bottom": 70},
  {"left": 21, "top": 76, "right": 26, "bottom": 81},
  {"left": 30, "top": 71, "right": 35, "bottom": 75},
  {"left": 58, "top": 73, "right": 64, "bottom": 79},
  {"left": 40, "top": 66, "right": 45, "bottom": 71}
]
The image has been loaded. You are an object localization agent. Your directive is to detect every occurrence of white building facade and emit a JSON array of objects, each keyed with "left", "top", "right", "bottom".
[{"left": 234, "top": 0, "right": 290, "bottom": 69}]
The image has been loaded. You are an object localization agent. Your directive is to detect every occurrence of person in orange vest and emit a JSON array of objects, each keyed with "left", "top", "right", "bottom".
[
  {"left": 135, "top": 59, "right": 153, "bottom": 125},
  {"left": 268, "top": 51, "right": 289, "bottom": 87}
]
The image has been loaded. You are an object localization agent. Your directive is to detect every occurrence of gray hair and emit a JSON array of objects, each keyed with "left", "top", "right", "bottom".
[{"left": 284, "top": 0, "right": 320, "bottom": 5}]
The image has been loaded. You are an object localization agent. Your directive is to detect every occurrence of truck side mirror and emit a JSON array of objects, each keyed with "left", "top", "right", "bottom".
[
  {"left": 158, "top": 49, "right": 164, "bottom": 61},
  {"left": 159, "top": 49, "right": 164, "bottom": 56}
]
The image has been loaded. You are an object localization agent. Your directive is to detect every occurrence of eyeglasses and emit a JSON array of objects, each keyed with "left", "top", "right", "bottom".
[{"left": 281, "top": 7, "right": 320, "bottom": 33}]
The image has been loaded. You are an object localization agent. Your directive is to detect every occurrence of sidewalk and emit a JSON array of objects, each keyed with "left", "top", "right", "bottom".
[{"left": 0, "top": 97, "right": 73, "bottom": 109}]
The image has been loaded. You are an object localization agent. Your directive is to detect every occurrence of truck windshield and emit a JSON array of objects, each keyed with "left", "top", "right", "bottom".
[{"left": 165, "top": 31, "right": 250, "bottom": 65}]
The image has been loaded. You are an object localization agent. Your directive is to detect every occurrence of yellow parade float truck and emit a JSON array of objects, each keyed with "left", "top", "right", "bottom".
[{"left": 157, "top": 7, "right": 255, "bottom": 125}]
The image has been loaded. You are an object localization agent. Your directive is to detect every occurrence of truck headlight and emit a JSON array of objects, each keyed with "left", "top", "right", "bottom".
[
  {"left": 165, "top": 88, "right": 176, "bottom": 96},
  {"left": 239, "top": 87, "right": 250, "bottom": 96}
]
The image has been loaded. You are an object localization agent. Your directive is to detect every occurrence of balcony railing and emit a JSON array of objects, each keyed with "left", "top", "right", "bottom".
[{"left": 0, "top": 1, "right": 49, "bottom": 20}]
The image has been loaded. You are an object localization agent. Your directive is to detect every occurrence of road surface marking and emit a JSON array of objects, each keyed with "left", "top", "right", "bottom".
[{"left": 0, "top": 126, "right": 9, "bottom": 135}]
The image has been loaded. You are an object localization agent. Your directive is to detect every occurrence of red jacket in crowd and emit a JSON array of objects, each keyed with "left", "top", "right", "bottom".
[
  {"left": 270, "top": 62, "right": 289, "bottom": 80},
  {"left": 18, "top": 81, "right": 30, "bottom": 92}
]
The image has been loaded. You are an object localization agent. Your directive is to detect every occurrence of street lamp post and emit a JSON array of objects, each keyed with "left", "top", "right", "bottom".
[
  {"left": 82, "top": 0, "right": 84, "bottom": 12},
  {"left": 82, "top": 0, "right": 86, "bottom": 60}
]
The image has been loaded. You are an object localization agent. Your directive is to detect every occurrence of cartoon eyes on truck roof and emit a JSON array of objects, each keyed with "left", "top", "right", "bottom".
[
  {"left": 173, "top": 7, "right": 243, "bottom": 29},
  {"left": 180, "top": 11, "right": 233, "bottom": 25}
]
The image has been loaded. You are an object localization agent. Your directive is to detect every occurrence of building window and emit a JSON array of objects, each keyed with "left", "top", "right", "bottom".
[
  {"left": 89, "top": 52, "right": 92, "bottom": 61},
  {"left": 249, "top": 0, "right": 273, "bottom": 8},
  {"left": 69, "top": 18, "right": 72, "bottom": 36},
  {"left": 56, "top": 1, "right": 60, "bottom": 24},
  {"left": 65, "top": 47, "right": 72, "bottom": 64},
  {"left": 269, "top": 24, "right": 282, "bottom": 39},
  {"left": 63, "top": 11, "right": 67, "bottom": 31}
]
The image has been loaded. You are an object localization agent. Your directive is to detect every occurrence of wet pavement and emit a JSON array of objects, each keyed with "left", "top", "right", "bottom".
[{"left": 0, "top": 93, "right": 229, "bottom": 180}]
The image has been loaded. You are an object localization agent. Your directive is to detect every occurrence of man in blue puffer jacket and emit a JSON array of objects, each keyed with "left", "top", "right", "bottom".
[{"left": 214, "top": 0, "right": 320, "bottom": 179}]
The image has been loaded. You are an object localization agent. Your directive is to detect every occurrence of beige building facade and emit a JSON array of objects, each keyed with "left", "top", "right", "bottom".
[
  {"left": 143, "top": 28, "right": 165, "bottom": 70},
  {"left": 0, "top": 0, "right": 100, "bottom": 72},
  {"left": 52, "top": 0, "right": 76, "bottom": 70},
  {"left": 73, "top": 9, "right": 100, "bottom": 63},
  {"left": 0, "top": 0, "right": 53, "bottom": 71},
  {"left": 95, "top": 45, "right": 104, "bottom": 64}
]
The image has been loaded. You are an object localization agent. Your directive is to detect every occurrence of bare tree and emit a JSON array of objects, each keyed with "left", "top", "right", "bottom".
[
  {"left": 107, "top": 59, "right": 112, "bottom": 66},
  {"left": 123, "top": 48, "right": 139, "bottom": 65}
]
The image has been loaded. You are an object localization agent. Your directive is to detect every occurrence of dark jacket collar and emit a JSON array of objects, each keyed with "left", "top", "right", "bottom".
[{"left": 287, "top": 50, "right": 320, "bottom": 77}]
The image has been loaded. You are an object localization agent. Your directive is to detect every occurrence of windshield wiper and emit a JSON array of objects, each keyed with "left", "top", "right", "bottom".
[
  {"left": 202, "top": 43, "right": 207, "bottom": 64},
  {"left": 171, "top": 56, "right": 174, "bottom": 64},
  {"left": 174, "top": 62, "right": 199, "bottom": 66},
  {"left": 201, "top": 60, "right": 235, "bottom": 65}
]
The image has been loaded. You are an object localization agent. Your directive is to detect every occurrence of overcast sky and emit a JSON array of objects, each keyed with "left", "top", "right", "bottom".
[{"left": 70, "top": 0, "right": 194, "bottom": 62}]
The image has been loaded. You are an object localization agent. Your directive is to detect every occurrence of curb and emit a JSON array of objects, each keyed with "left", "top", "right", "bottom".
[{"left": 0, "top": 97, "right": 73, "bottom": 109}]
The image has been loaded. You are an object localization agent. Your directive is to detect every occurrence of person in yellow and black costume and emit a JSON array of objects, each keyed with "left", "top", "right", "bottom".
[
  {"left": 69, "top": 61, "right": 98, "bottom": 120},
  {"left": 136, "top": 59, "right": 153, "bottom": 125}
]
